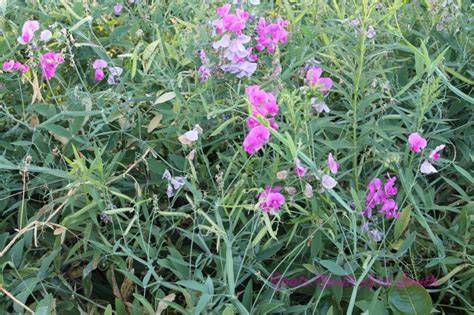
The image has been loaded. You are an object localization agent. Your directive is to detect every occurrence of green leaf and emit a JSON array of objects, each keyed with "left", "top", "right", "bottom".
[
  {"left": 319, "top": 260, "right": 350, "bottom": 276},
  {"left": 388, "top": 285, "right": 432, "bottom": 315},
  {"left": 394, "top": 207, "right": 411, "bottom": 240}
]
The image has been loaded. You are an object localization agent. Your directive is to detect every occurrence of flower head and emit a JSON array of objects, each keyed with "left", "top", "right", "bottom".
[
  {"left": 408, "top": 132, "right": 427, "bottom": 153},
  {"left": 420, "top": 160, "right": 437, "bottom": 174},
  {"left": 18, "top": 20, "right": 40, "bottom": 44},
  {"left": 255, "top": 17, "right": 289, "bottom": 54},
  {"left": 113, "top": 3, "right": 123, "bottom": 15},
  {"left": 295, "top": 158, "right": 306, "bottom": 177},
  {"left": 40, "top": 30, "right": 52, "bottom": 42},
  {"left": 327, "top": 153, "right": 340, "bottom": 174},
  {"left": 258, "top": 186, "right": 285, "bottom": 215},
  {"left": 429, "top": 144, "right": 445, "bottom": 161},
  {"left": 93, "top": 59, "right": 108, "bottom": 69},
  {"left": 245, "top": 85, "right": 278, "bottom": 117},
  {"left": 367, "top": 25, "right": 376, "bottom": 39},
  {"left": 243, "top": 125, "right": 270, "bottom": 154},
  {"left": 306, "top": 67, "right": 333, "bottom": 93},
  {"left": 179, "top": 125, "right": 203, "bottom": 145},
  {"left": 321, "top": 175, "right": 337, "bottom": 189},
  {"left": 40, "top": 52, "right": 64, "bottom": 80}
]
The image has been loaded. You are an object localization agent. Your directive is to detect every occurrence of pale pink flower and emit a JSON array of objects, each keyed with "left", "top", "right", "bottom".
[
  {"left": 40, "top": 30, "right": 52, "bottom": 42},
  {"left": 92, "top": 59, "right": 108, "bottom": 69},
  {"left": 327, "top": 153, "right": 339, "bottom": 174},
  {"left": 113, "top": 3, "right": 123, "bottom": 15},
  {"left": 408, "top": 132, "right": 427, "bottom": 153},
  {"left": 306, "top": 67, "right": 333, "bottom": 93},
  {"left": 179, "top": 125, "right": 203, "bottom": 145},
  {"left": 420, "top": 160, "right": 437, "bottom": 174},
  {"left": 295, "top": 158, "right": 306, "bottom": 177},
  {"left": 243, "top": 125, "right": 270, "bottom": 154},
  {"left": 304, "top": 183, "right": 313, "bottom": 198},
  {"left": 312, "top": 99, "right": 330, "bottom": 113},
  {"left": 17, "top": 20, "right": 40, "bottom": 44},
  {"left": 321, "top": 175, "right": 337, "bottom": 189},
  {"left": 429, "top": 144, "right": 445, "bottom": 161},
  {"left": 39, "top": 52, "right": 64, "bottom": 80},
  {"left": 276, "top": 170, "right": 288, "bottom": 180}
]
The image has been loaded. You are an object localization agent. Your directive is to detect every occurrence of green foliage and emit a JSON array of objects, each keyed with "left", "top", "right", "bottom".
[{"left": 0, "top": 0, "right": 473, "bottom": 314}]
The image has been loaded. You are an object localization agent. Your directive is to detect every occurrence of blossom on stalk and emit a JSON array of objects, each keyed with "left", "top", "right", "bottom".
[
  {"left": 179, "top": 125, "right": 203, "bottom": 145},
  {"left": 2, "top": 60, "right": 29, "bottom": 73},
  {"left": 364, "top": 176, "right": 399, "bottom": 219},
  {"left": 163, "top": 170, "right": 186, "bottom": 198},
  {"left": 258, "top": 186, "right": 285, "bottom": 215},
  {"left": 408, "top": 132, "right": 427, "bottom": 153},
  {"left": 40, "top": 30, "right": 52, "bottom": 42},
  {"left": 17, "top": 20, "right": 40, "bottom": 44},
  {"left": 243, "top": 125, "right": 270, "bottom": 154},
  {"left": 255, "top": 16, "right": 289, "bottom": 54},
  {"left": 40, "top": 52, "right": 64, "bottom": 80},
  {"left": 420, "top": 160, "right": 437, "bottom": 174},
  {"left": 327, "top": 153, "right": 339, "bottom": 174},
  {"left": 306, "top": 67, "right": 333, "bottom": 93},
  {"left": 92, "top": 59, "right": 108, "bottom": 81},
  {"left": 295, "top": 158, "right": 306, "bottom": 177},
  {"left": 429, "top": 144, "right": 445, "bottom": 161}
]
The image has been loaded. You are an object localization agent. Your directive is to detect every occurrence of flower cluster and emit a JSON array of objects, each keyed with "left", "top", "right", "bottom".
[
  {"left": 242, "top": 85, "right": 278, "bottom": 154},
  {"left": 92, "top": 59, "right": 123, "bottom": 85},
  {"left": 306, "top": 67, "right": 333, "bottom": 113},
  {"left": 200, "top": 3, "right": 289, "bottom": 80},
  {"left": 408, "top": 132, "right": 445, "bottom": 174},
  {"left": 40, "top": 52, "right": 64, "bottom": 80},
  {"left": 255, "top": 17, "right": 289, "bottom": 54},
  {"left": 163, "top": 170, "right": 186, "bottom": 198},
  {"left": 258, "top": 186, "right": 285, "bottom": 215},
  {"left": 363, "top": 175, "right": 399, "bottom": 219},
  {"left": 2, "top": 60, "right": 29, "bottom": 73}
]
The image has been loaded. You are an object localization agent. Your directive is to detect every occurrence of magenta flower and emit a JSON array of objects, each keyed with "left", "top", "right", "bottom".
[
  {"left": 295, "top": 158, "right": 306, "bottom": 177},
  {"left": 255, "top": 17, "right": 289, "bottom": 54},
  {"left": 327, "top": 153, "right": 340, "bottom": 174},
  {"left": 380, "top": 199, "right": 399, "bottom": 218},
  {"left": 17, "top": 20, "right": 40, "bottom": 44},
  {"left": 39, "top": 52, "right": 64, "bottom": 80},
  {"left": 364, "top": 176, "right": 399, "bottom": 219},
  {"left": 306, "top": 67, "right": 333, "bottom": 93},
  {"left": 243, "top": 125, "right": 270, "bottom": 154},
  {"left": 245, "top": 85, "right": 278, "bottom": 117},
  {"left": 408, "top": 132, "right": 427, "bottom": 153},
  {"left": 95, "top": 69, "right": 105, "bottom": 81},
  {"left": 258, "top": 186, "right": 285, "bottom": 215},
  {"left": 383, "top": 175, "right": 398, "bottom": 196},
  {"left": 429, "top": 144, "right": 445, "bottom": 161},
  {"left": 213, "top": 5, "right": 249, "bottom": 35},
  {"left": 2, "top": 60, "right": 15, "bottom": 71}
]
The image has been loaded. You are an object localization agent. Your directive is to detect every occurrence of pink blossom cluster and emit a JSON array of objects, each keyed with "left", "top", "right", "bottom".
[
  {"left": 408, "top": 132, "right": 445, "bottom": 174},
  {"left": 364, "top": 176, "right": 399, "bottom": 219},
  {"left": 39, "top": 52, "right": 64, "bottom": 80},
  {"left": 306, "top": 67, "right": 334, "bottom": 113},
  {"left": 243, "top": 85, "right": 278, "bottom": 154},
  {"left": 92, "top": 59, "right": 123, "bottom": 85},
  {"left": 2, "top": 60, "right": 29, "bottom": 73},
  {"left": 17, "top": 20, "right": 40, "bottom": 44},
  {"left": 258, "top": 186, "right": 285, "bottom": 215},
  {"left": 255, "top": 17, "right": 289, "bottom": 54}
]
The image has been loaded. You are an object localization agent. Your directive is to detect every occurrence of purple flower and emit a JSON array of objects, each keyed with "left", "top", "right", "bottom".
[
  {"left": 113, "top": 3, "right": 124, "bottom": 15},
  {"left": 368, "top": 229, "right": 383, "bottom": 242},
  {"left": 367, "top": 25, "right": 376, "bottom": 39},
  {"left": 221, "top": 61, "right": 257, "bottom": 78},
  {"left": 198, "top": 65, "right": 211, "bottom": 81},
  {"left": 40, "top": 30, "right": 52, "bottom": 42}
]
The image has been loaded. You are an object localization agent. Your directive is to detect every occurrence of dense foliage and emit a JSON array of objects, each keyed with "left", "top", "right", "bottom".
[{"left": 0, "top": 0, "right": 472, "bottom": 314}]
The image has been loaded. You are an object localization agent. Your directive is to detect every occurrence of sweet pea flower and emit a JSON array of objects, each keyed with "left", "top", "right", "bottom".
[
  {"left": 321, "top": 175, "right": 337, "bottom": 189},
  {"left": 306, "top": 67, "right": 333, "bottom": 93},
  {"left": 163, "top": 169, "right": 186, "bottom": 198},
  {"left": 429, "top": 144, "right": 445, "bottom": 161},
  {"left": 40, "top": 30, "right": 52, "bottom": 42},
  {"left": 420, "top": 160, "right": 437, "bottom": 174},
  {"left": 179, "top": 125, "right": 203, "bottom": 145},
  {"left": 312, "top": 99, "right": 330, "bottom": 113},
  {"left": 408, "top": 132, "right": 427, "bottom": 153},
  {"left": 113, "top": 3, "right": 123, "bottom": 15},
  {"left": 95, "top": 69, "right": 105, "bottom": 81},
  {"left": 17, "top": 20, "right": 40, "bottom": 44},
  {"left": 258, "top": 186, "right": 285, "bottom": 215},
  {"left": 255, "top": 17, "right": 289, "bottom": 54},
  {"left": 221, "top": 61, "right": 257, "bottom": 78},
  {"left": 39, "top": 52, "right": 64, "bottom": 80},
  {"left": 2, "top": 60, "right": 15, "bottom": 71},
  {"left": 367, "top": 25, "right": 376, "bottom": 39},
  {"left": 107, "top": 66, "right": 123, "bottom": 85},
  {"left": 327, "top": 153, "right": 340, "bottom": 174},
  {"left": 295, "top": 159, "right": 306, "bottom": 177},
  {"left": 243, "top": 125, "right": 270, "bottom": 154},
  {"left": 245, "top": 85, "right": 278, "bottom": 117},
  {"left": 93, "top": 59, "right": 108, "bottom": 69}
]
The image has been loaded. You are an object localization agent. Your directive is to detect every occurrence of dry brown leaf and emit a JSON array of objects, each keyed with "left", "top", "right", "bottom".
[
  {"left": 31, "top": 70, "right": 44, "bottom": 104},
  {"left": 155, "top": 91, "right": 176, "bottom": 104},
  {"left": 155, "top": 293, "right": 176, "bottom": 315},
  {"left": 30, "top": 113, "right": 40, "bottom": 128},
  {"left": 147, "top": 112, "right": 163, "bottom": 133},
  {"left": 52, "top": 133, "right": 69, "bottom": 145}
]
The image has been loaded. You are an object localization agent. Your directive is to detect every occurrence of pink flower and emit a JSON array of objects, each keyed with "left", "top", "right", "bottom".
[
  {"left": 258, "top": 186, "right": 285, "bottom": 214},
  {"left": 420, "top": 160, "right": 437, "bottom": 174},
  {"left": 327, "top": 153, "right": 339, "bottom": 174},
  {"left": 113, "top": 3, "right": 123, "bottom": 15},
  {"left": 2, "top": 60, "right": 15, "bottom": 72},
  {"left": 39, "top": 52, "right": 64, "bottom": 80},
  {"left": 383, "top": 175, "right": 398, "bottom": 196},
  {"left": 306, "top": 67, "right": 333, "bottom": 93},
  {"left": 95, "top": 69, "right": 105, "bottom": 81},
  {"left": 295, "top": 159, "right": 306, "bottom": 177},
  {"left": 93, "top": 59, "right": 108, "bottom": 69},
  {"left": 245, "top": 85, "right": 278, "bottom": 117},
  {"left": 243, "top": 125, "right": 270, "bottom": 154},
  {"left": 17, "top": 20, "right": 40, "bottom": 44},
  {"left": 213, "top": 5, "right": 249, "bottom": 35},
  {"left": 255, "top": 17, "right": 289, "bottom": 54},
  {"left": 408, "top": 132, "right": 427, "bottom": 153},
  {"left": 379, "top": 199, "right": 399, "bottom": 218},
  {"left": 40, "top": 30, "right": 52, "bottom": 42},
  {"left": 429, "top": 144, "right": 445, "bottom": 161},
  {"left": 365, "top": 176, "right": 400, "bottom": 219}
]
